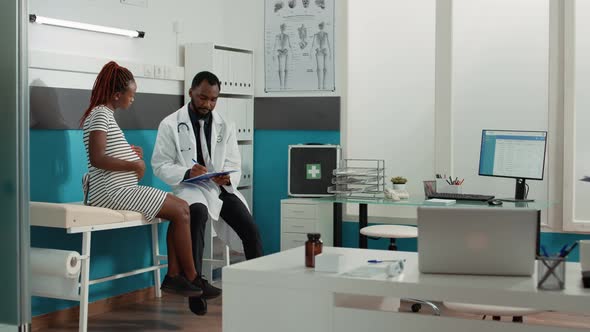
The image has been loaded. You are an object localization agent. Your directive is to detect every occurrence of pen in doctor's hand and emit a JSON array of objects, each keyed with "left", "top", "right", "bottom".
[{"left": 190, "top": 160, "right": 207, "bottom": 178}]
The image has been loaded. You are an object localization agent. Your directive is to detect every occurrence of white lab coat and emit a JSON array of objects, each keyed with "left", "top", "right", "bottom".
[{"left": 151, "top": 104, "right": 246, "bottom": 252}]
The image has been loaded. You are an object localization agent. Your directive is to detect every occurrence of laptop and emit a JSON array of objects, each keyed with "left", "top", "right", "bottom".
[{"left": 417, "top": 206, "right": 538, "bottom": 276}]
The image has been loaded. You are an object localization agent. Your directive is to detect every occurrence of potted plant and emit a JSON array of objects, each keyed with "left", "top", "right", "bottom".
[{"left": 391, "top": 176, "right": 408, "bottom": 191}]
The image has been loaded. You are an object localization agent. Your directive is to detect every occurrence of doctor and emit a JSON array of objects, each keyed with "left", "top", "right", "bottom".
[{"left": 152, "top": 71, "right": 263, "bottom": 315}]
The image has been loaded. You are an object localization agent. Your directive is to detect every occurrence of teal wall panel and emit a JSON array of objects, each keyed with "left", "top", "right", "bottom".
[
  {"left": 252, "top": 130, "right": 340, "bottom": 254},
  {"left": 30, "top": 130, "right": 170, "bottom": 316}
]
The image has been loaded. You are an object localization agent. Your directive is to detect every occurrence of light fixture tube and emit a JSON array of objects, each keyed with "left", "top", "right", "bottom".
[{"left": 29, "top": 14, "right": 145, "bottom": 38}]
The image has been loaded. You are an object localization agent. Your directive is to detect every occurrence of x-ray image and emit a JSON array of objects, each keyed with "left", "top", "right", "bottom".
[
  {"left": 265, "top": 0, "right": 335, "bottom": 92},
  {"left": 298, "top": 24, "right": 308, "bottom": 49}
]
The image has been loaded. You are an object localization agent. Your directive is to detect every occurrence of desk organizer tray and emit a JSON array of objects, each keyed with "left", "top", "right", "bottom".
[{"left": 330, "top": 159, "right": 385, "bottom": 198}]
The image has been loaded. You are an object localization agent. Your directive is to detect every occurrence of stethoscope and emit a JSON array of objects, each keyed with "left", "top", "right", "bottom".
[{"left": 177, "top": 122, "right": 192, "bottom": 152}]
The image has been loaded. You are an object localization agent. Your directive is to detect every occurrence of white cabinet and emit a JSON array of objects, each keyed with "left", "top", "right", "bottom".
[
  {"left": 280, "top": 198, "right": 333, "bottom": 251},
  {"left": 242, "top": 188, "right": 253, "bottom": 211},
  {"left": 187, "top": 43, "right": 253, "bottom": 96},
  {"left": 185, "top": 43, "right": 255, "bottom": 280},
  {"left": 239, "top": 144, "right": 253, "bottom": 187},
  {"left": 244, "top": 98, "right": 253, "bottom": 140}
]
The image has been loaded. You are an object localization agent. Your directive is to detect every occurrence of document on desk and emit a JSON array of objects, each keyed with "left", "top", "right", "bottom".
[
  {"left": 425, "top": 198, "right": 456, "bottom": 206},
  {"left": 183, "top": 170, "right": 237, "bottom": 184},
  {"left": 342, "top": 265, "right": 387, "bottom": 278}
]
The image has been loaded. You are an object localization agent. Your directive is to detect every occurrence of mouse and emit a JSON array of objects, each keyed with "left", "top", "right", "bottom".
[{"left": 488, "top": 199, "right": 503, "bottom": 206}]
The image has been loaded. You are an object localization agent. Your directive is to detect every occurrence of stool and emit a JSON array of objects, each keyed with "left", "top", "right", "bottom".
[
  {"left": 360, "top": 225, "right": 439, "bottom": 315},
  {"left": 444, "top": 302, "right": 543, "bottom": 322},
  {"left": 360, "top": 225, "right": 418, "bottom": 251}
]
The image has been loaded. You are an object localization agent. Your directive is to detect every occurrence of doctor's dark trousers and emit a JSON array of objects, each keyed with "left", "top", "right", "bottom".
[{"left": 189, "top": 187, "right": 263, "bottom": 275}]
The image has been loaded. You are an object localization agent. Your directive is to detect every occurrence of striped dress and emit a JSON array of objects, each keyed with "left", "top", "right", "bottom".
[{"left": 83, "top": 106, "right": 166, "bottom": 221}]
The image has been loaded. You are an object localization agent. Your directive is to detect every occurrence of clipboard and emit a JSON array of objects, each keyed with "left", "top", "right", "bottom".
[{"left": 183, "top": 170, "right": 238, "bottom": 184}]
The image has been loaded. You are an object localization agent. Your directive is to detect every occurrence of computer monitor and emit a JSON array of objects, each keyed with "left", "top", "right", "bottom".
[{"left": 479, "top": 130, "right": 547, "bottom": 202}]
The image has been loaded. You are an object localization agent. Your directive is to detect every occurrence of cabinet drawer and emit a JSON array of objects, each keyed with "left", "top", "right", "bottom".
[
  {"left": 281, "top": 232, "right": 308, "bottom": 251},
  {"left": 282, "top": 218, "right": 316, "bottom": 233},
  {"left": 282, "top": 204, "right": 317, "bottom": 220}
]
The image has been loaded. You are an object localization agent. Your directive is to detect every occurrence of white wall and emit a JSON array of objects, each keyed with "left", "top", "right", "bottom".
[
  {"left": 346, "top": 0, "right": 436, "bottom": 219},
  {"left": 451, "top": 0, "right": 550, "bottom": 202},
  {"left": 29, "top": 0, "right": 224, "bottom": 66},
  {"left": 345, "top": 0, "right": 556, "bottom": 223},
  {"left": 220, "top": 0, "right": 348, "bottom": 99},
  {"left": 29, "top": 0, "right": 226, "bottom": 94},
  {"left": 574, "top": 0, "right": 590, "bottom": 222}
]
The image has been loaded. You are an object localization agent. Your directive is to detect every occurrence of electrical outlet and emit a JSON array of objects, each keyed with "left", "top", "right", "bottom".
[
  {"left": 164, "top": 66, "right": 174, "bottom": 80},
  {"left": 154, "top": 65, "right": 164, "bottom": 79},
  {"left": 143, "top": 64, "right": 154, "bottom": 78}
]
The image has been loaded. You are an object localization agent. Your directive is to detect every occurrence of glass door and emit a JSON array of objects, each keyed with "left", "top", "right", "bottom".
[{"left": 0, "top": 0, "right": 30, "bottom": 330}]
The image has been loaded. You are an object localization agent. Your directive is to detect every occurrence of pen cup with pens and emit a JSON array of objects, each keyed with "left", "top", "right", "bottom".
[
  {"left": 536, "top": 242, "right": 577, "bottom": 290},
  {"left": 423, "top": 180, "right": 436, "bottom": 197},
  {"left": 537, "top": 256, "right": 566, "bottom": 290},
  {"left": 435, "top": 177, "right": 463, "bottom": 194}
]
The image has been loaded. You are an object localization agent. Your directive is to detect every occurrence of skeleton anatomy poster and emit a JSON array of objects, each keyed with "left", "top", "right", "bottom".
[{"left": 265, "top": 0, "right": 335, "bottom": 92}]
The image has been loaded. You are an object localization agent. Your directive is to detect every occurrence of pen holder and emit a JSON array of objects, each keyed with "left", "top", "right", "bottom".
[
  {"left": 435, "top": 179, "right": 463, "bottom": 194},
  {"left": 537, "top": 256, "right": 566, "bottom": 290},
  {"left": 423, "top": 180, "right": 436, "bottom": 197}
]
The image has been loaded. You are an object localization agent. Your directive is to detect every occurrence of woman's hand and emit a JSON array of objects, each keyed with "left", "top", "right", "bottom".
[
  {"left": 133, "top": 160, "right": 146, "bottom": 180},
  {"left": 130, "top": 145, "right": 143, "bottom": 159}
]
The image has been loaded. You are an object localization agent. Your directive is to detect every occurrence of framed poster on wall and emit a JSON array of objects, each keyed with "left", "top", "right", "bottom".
[{"left": 264, "top": 0, "right": 335, "bottom": 92}]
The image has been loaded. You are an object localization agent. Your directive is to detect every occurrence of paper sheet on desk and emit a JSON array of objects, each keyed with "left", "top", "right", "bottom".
[
  {"left": 183, "top": 170, "right": 237, "bottom": 184},
  {"left": 342, "top": 265, "right": 388, "bottom": 278},
  {"left": 342, "top": 264, "right": 403, "bottom": 279}
]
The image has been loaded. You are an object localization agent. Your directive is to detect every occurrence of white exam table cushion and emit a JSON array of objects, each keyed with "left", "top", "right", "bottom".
[
  {"left": 30, "top": 201, "right": 148, "bottom": 229},
  {"left": 117, "top": 210, "right": 148, "bottom": 222}
]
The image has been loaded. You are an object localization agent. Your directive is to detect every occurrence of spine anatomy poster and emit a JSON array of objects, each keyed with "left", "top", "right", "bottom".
[{"left": 265, "top": 0, "right": 335, "bottom": 92}]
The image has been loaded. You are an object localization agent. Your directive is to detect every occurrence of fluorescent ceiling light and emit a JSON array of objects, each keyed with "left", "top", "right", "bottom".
[{"left": 29, "top": 14, "right": 145, "bottom": 38}]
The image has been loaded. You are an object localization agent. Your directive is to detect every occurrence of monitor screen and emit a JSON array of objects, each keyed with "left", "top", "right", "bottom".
[{"left": 479, "top": 130, "right": 547, "bottom": 180}]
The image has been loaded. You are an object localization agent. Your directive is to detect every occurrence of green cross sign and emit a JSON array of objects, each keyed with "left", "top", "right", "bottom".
[{"left": 306, "top": 164, "right": 321, "bottom": 180}]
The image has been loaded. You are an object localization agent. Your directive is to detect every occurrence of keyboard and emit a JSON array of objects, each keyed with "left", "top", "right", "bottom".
[{"left": 427, "top": 192, "right": 495, "bottom": 202}]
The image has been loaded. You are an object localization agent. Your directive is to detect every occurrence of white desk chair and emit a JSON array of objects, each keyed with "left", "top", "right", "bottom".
[
  {"left": 360, "top": 225, "right": 418, "bottom": 251},
  {"left": 444, "top": 302, "right": 544, "bottom": 323},
  {"left": 360, "top": 224, "right": 439, "bottom": 315}
]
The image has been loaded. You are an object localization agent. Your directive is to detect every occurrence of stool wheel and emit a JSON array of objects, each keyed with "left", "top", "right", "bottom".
[{"left": 411, "top": 303, "right": 422, "bottom": 312}]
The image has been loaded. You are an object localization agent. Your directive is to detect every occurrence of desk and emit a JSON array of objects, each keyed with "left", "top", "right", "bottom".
[
  {"left": 223, "top": 246, "right": 590, "bottom": 332},
  {"left": 313, "top": 197, "right": 549, "bottom": 248}
]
